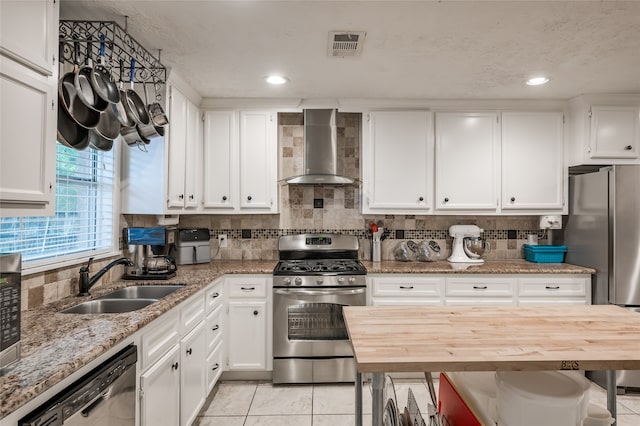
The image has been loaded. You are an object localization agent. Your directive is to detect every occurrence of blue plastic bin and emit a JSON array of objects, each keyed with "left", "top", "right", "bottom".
[{"left": 523, "top": 244, "right": 567, "bottom": 263}]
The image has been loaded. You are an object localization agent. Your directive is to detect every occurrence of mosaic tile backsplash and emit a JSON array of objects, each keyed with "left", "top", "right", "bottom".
[{"left": 21, "top": 112, "right": 553, "bottom": 309}]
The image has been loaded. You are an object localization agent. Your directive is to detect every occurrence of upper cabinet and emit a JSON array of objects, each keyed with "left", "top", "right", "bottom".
[
  {"left": 434, "top": 112, "right": 499, "bottom": 212},
  {"left": 0, "top": 0, "right": 58, "bottom": 217},
  {"left": 362, "top": 111, "right": 432, "bottom": 214},
  {"left": 202, "top": 110, "right": 277, "bottom": 214},
  {"left": 501, "top": 112, "right": 565, "bottom": 212},
  {"left": 568, "top": 94, "right": 640, "bottom": 166}
]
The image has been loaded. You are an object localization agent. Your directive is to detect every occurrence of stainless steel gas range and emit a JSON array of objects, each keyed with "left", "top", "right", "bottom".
[{"left": 272, "top": 234, "right": 367, "bottom": 384}]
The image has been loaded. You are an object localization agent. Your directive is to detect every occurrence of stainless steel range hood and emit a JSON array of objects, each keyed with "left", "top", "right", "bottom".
[{"left": 285, "top": 109, "right": 356, "bottom": 185}]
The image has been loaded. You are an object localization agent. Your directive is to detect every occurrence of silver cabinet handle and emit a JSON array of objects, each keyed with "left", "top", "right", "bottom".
[
  {"left": 399, "top": 286, "right": 414, "bottom": 290},
  {"left": 545, "top": 285, "right": 561, "bottom": 290},
  {"left": 241, "top": 286, "right": 255, "bottom": 291},
  {"left": 473, "top": 285, "right": 488, "bottom": 290}
]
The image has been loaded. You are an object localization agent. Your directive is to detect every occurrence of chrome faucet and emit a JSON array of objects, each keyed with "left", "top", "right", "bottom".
[{"left": 79, "top": 257, "right": 134, "bottom": 296}]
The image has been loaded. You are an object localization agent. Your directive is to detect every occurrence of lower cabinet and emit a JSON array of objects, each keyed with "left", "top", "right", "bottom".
[
  {"left": 140, "top": 344, "right": 181, "bottom": 426},
  {"left": 180, "top": 321, "right": 207, "bottom": 426}
]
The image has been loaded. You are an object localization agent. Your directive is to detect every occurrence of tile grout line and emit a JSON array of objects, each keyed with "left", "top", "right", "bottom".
[{"left": 243, "top": 382, "right": 259, "bottom": 425}]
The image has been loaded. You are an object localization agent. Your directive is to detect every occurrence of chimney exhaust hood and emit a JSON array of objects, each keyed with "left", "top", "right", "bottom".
[{"left": 285, "top": 109, "right": 356, "bottom": 185}]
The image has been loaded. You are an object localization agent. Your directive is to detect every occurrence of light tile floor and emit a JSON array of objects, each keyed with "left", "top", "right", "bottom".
[{"left": 195, "top": 378, "right": 640, "bottom": 425}]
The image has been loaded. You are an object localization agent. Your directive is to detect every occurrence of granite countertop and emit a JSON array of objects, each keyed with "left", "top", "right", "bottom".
[{"left": 0, "top": 259, "right": 594, "bottom": 419}]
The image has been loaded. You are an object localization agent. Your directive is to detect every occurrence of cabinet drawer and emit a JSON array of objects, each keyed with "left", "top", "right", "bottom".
[
  {"left": 372, "top": 298, "right": 442, "bottom": 306},
  {"left": 181, "top": 292, "right": 205, "bottom": 333},
  {"left": 446, "top": 277, "right": 515, "bottom": 297},
  {"left": 518, "top": 277, "right": 587, "bottom": 298},
  {"left": 206, "top": 305, "right": 223, "bottom": 354},
  {"left": 227, "top": 277, "right": 268, "bottom": 298},
  {"left": 371, "top": 276, "right": 444, "bottom": 298},
  {"left": 206, "top": 341, "right": 223, "bottom": 393},
  {"left": 445, "top": 298, "right": 516, "bottom": 306},
  {"left": 205, "top": 280, "right": 224, "bottom": 313},
  {"left": 141, "top": 309, "right": 180, "bottom": 369}
]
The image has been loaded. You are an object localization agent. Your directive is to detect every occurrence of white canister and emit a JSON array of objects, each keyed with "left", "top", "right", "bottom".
[{"left": 527, "top": 234, "right": 539, "bottom": 245}]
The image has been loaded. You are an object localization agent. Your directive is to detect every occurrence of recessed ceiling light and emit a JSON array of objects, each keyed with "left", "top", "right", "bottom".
[
  {"left": 526, "top": 76, "right": 549, "bottom": 86},
  {"left": 265, "top": 75, "right": 289, "bottom": 85}
]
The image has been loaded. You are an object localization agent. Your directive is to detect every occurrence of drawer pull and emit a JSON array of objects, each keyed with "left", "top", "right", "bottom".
[
  {"left": 171, "top": 362, "right": 179, "bottom": 371},
  {"left": 473, "top": 285, "right": 488, "bottom": 290},
  {"left": 212, "top": 325, "right": 220, "bottom": 331},
  {"left": 186, "top": 348, "right": 193, "bottom": 355},
  {"left": 399, "top": 286, "right": 414, "bottom": 290},
  {"left": 211, "top": 292, "right": 220, "bottom": 298},
  {"left": 241, "top": 286, "right": 255, "bottom": 291},
  {"left": 545, "top": 285, "right": 561, "bottom": 290},
  {"left": 212, "top": 363, "right": 220, "bottom": 371}
]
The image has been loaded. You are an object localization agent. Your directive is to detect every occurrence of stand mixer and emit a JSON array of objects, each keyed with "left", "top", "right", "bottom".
[{"left": 448, "top": 225, "right": 489, "bottom": 263}]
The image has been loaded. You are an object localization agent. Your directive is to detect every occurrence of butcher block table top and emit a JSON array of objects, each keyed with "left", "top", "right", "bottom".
[{"left": 343, "top": 305, "right": 640, "bottom": 373}]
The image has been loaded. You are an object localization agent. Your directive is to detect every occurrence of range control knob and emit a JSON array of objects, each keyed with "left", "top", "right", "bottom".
[
  {"left": 316, "top": 277, "right": 324, "bottom": 285},
  {"left": 348, "top": 277, "right": 356, "bottom": 284},
  {"left": 337, "top": 277, "right": 346, "bottom": 284},
  {"left": 294, "top": 277, "right": 302, "bottom": 286},
  {"left": 283, "top": 277, "right": 292, "bottom": 286}
]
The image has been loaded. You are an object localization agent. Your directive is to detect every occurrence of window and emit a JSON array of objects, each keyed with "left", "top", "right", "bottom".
[{"left": 0, "top": 143, "right": 116, "bottom": 266}]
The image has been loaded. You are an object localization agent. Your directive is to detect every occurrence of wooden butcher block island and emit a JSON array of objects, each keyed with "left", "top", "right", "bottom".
[{"left": 344, "top": 305, "right": 640, "bottom": 426}]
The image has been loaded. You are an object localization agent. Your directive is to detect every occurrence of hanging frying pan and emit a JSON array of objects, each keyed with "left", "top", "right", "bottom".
[
  {"left": 90, "top": 34, "right": 120, "bottom": 105},
  {"left": 123, "top": 58, "right": 151, "bottom": 126},
  {"left": 57, "top": 42, "right": 89, "bottom": 149},
  {"left": 113, "top": 59, "right": 136, "bottom": 128},
  {"left": 74, "top": 41, "right": 108, "bottom": 112}
]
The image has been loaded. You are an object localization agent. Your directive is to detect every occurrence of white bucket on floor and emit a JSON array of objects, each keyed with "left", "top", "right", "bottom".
[
  {"left": 496, "top": 371, "right": 588, "bottom": 426},
  {"left": 582, "top": 403, "right": 614, "bottom": 426}
]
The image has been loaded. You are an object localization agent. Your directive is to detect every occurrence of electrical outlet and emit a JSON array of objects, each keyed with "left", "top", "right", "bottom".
[
  {"left": 218, "top": 234, "right": 228, "bottom": 248},
  {"left": 539, "top": 215, "right": 562, "bottom": 230}
]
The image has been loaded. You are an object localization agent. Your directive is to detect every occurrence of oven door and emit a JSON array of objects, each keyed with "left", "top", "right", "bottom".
[{"left": 273, "top": 286, "right": 366, "bottom": 358}]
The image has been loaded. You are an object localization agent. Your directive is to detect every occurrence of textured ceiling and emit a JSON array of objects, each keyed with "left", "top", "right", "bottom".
[{"left": 60, "top": 0, "right": 640, "bottom": 100}]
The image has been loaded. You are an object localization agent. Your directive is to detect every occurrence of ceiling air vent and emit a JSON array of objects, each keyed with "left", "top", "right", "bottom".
[{"left": 328, "top": 31, "right": 366, "bottom": 58}]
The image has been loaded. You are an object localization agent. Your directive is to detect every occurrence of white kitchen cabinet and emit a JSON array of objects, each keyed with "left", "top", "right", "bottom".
[
  {"left": 501, "top": 112, "right": 565, "bottom": 212},
  {"left": 206, "top": 341, "right": 223, "bottom": 393},
  {"left": 140, "top": 344, "right": 181, "bottom": 426},
  {"left": 445, "top": 276, "right": 517, "bottom": 306},
  {"left": 568, "top": 94, "right": 640, "bottom": 166},
  {"left": 201, "top": 110, "right": 277, "bottom": 213},
  {"left": 0, "top": 0, "right": 57, "bottom": 217},
  {"left": 202, "top": 110, "right": 237, "bottom": 210},
  {"left": 167, "top": 85, "right": 201, "bottom": 211},
  {"left": 239, "top": 111, "right": 277, "bottom": 211},
  {"left": 225, "top": 276, "right": 272, "bottom": 371},
  {"left": 434, "top": 112, "right": 499, "bottom": 212},
  {"left": 369, "top": 275, "right": 444, "bottom": 306},
  {"left": 180, "top": 321, "right": 207, "bottom": 426},
  {"left": 517, "top": 275, "right": 590, "bottom": 306},
  {"left": 0, "top": 0, "right": 57, "bottom": 76},
  {"left": 362, "top": 111, "right": 432, "bottom": 214}
]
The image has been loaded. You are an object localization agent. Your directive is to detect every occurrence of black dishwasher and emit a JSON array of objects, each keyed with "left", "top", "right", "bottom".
[{"left": 20, "top": 344, "right": 137, "bottom": 426}]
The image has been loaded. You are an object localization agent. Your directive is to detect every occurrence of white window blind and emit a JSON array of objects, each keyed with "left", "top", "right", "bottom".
[{"left": 0, "top": 143, "right": 115, "bottom": 264}]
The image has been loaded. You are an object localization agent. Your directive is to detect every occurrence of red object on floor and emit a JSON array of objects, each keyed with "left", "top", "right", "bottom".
[{"left": 438, "top": 373, "right": 483, "bottom": 426}]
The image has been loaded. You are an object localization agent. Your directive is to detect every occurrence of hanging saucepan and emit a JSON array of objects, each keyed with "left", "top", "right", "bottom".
[
  {"left": 121, "top": 124, "right": 149, "bottom": 147},
  {"left": 147, "top": 81, "right": 169, "bottom": 127},
  {"left": 89, "top": 34, "right": 120, "bottom": 106},
  {"left": 113, "top": 59, "right": 136, "bottom": 128},
  {"left": 89, "top": 106, "right": 120, "bottom": 151},
  {"left": 137, "top": 83, "right": 163, "bottom": 140},
  {"left": 123, "top": 58, "right": 151, "bottom": 126},
  {"left": 88, "top": 128, "right": 114, "bottom": 151},
  {"left": 57, "top": 42, "right": 89, "bottom": 149},
  {"left": 74, "top": 41, "right": 108, "bottom": 112}
]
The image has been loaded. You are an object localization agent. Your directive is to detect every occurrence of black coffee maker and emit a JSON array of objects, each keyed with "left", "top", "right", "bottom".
[{"left": 123, "top": 227, "right": 178, "bottom": 280}]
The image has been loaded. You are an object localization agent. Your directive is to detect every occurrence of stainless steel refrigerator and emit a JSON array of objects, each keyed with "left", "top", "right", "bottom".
[{"left": 565, "top": 165, "right": 640, "bottom": 390}]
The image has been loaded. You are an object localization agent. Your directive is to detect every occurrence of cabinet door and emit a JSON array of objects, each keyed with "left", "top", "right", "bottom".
[
  {"left": 140, "top": 344, "right": 180, "bottom": 426},
  {"left": 183, "top": 101, "right": 201, "bottom": 209},
  {"left": 166, "top": 85, "right": 188, "bottom": 209},
  {"left": 363, "top": 111, "right": 432, "bottom": 213},
  {"left": 0, "top": 0, "right": 56, "bottom": 75},
  {"left": 590, "top": 106, "right": 640, "bottom": 159},
  {"left": 203, "top": 110, "right": 237, "bottom": 210},
  {"left": 180, "top": 321, "right": 206, "bottom": 426},
  {"left": 502, "top": 112, "right": 564, "bottom": 210},
  {"left": 435, "top": 112, "right": 499, "bottom": 211},
  {"left": 0, "top": 57, "right": 56, "bottom": 216},
  {"left": 239, "top": 111, "right": 277, "bottom": 211},
  {"left": 227, "top": 300, "right": 267, "bottom": 370}
]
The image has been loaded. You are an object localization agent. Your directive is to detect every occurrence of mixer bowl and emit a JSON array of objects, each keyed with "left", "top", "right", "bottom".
[{"left": 463, "top": 237, "right": 490, "bottom": 259}]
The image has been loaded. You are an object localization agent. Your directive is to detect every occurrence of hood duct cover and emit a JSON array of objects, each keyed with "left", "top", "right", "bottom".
[{"left": 285, "top": 109, "right": 356, "bottom": 185}]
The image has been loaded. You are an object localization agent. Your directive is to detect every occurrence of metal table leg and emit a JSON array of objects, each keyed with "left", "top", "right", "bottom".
[
  {"left": 372, "top": 372, "right": 384, "bottom": 426},
  {"left": 607, "top": 370, "right": 617, "bottom": 426},
  {"left": 356, "top": 372, "right": 363, "bottom": 426}
]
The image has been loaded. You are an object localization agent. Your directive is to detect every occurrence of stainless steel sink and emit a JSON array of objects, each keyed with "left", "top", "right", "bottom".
[
  {"left": 61, "top": 298, "right": 158, "bottom": 314},
  {"left": 96, "top": 285, "right": 185, "bottom": 300}
]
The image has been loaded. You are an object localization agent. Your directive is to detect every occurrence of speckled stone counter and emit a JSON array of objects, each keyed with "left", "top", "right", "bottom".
[
  {"left": 0, "top": 260, "right": 276, "bottom": 420},
  {"left": 363, "top": 259, "right": 595, "bottom": 274},
  {"left": 1, "top": 259, "right": 593, "bottom": 419}
]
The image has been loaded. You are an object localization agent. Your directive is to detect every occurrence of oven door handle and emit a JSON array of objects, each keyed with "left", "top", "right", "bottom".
[{"left": 274, "top": 288, "right": 366, "bottom": 296}]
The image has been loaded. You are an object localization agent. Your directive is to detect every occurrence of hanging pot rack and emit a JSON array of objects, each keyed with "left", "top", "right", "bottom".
[{"left": 59, "top": 19, "right": 167, "bottom": 91}]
